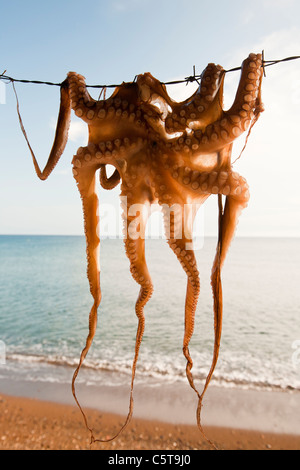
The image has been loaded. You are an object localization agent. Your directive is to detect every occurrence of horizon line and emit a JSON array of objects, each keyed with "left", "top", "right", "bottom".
[{"left": 0, "top": 233, "right": 300, "bottom": 239}]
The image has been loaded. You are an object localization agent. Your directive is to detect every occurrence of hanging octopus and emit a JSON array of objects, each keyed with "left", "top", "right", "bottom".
[{"left": 26, "top": 53, "right": 264, "bottom": 446}]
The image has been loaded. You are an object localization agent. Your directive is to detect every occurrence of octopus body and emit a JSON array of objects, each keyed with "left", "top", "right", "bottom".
[{"left": 28, "top": 53, "right": 264, "bottom": 445}]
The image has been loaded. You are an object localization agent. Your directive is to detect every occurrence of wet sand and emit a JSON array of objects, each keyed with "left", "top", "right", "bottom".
[{"left": 0, "top": 393, "right": 299, "bottom": 450}]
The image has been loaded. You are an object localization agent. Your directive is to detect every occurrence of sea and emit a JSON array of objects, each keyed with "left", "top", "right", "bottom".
[{"left": 0, "top": 235, "right": 300, "bottom": 398}]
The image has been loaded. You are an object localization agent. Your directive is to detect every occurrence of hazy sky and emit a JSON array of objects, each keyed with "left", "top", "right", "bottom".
[{"left": 0, "top": 0, "right": 299, "bottom": 237}]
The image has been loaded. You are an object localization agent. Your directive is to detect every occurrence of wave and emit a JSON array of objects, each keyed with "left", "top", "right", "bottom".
[{"left": 4, "top": 351, "right": 300, "bottom": 393}]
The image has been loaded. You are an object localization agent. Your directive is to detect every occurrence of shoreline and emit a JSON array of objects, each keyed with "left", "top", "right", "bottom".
[
  {"left": 0, "top": 393, "right": 300, "bottom": 450},
  {"left": 1, "top": 373, "right": 300, "bottom": 434},
  {"left": 0, "top": 369, "right": 300, "bottom": 450}
]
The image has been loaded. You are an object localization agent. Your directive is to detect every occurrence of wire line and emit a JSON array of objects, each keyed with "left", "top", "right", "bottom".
[{"left": 1, "top": 55, "right": 299, "bottom": 90}]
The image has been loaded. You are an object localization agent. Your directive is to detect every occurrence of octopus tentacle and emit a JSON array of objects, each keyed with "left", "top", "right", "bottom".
[
  {"left": 71, "top": 158, "right": 102, "bottom": 442},
  {"left": 172, "top": 166, "right": 250, "bottom": 201},
  {"left": 227, "top": 53, "right": 264, "bottom": 118},
  {"left": 136, "top": 72, "right": 173, "bottom": 109},
  {"left": 162, "top": 202, "right": 200, "bottom": 387},
  {"left": 165, "top": 64, "right": 225, "bottom": 133},
  {"left": 121, "top": 190, "right": 154, "bottom": 433},
  {"left": 162, "top": 54, "right": 263, "bottom": 157},
  {"left": 99, "top": 165, "right": 121, "bottom": 190},
  {"left": 196, "top": 184, "right": 250, "bottom": 440},
  {"left": 27, "top": 80, "right": 71, "bottom": 180},
  {"left": 67, "top": 72, "right": 97, "bottom": 120},
  {"left": 213, "top": 185, "right": 250, "bottom": 273},
  {"left": 68, "top": 74, "right": 152, "bottom": 143},
  {"left": 161, "top": 198, "right": 217, "bottom": 448}
]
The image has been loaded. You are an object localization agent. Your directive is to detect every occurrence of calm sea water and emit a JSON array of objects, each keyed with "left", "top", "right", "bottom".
[{"left": 0, "top": 235, "right": 299, "bottom": 392}]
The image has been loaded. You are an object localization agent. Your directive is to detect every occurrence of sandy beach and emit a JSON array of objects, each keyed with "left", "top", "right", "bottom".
[
  {"left": 0, "top": 393, "right": 299, "bottom": 451},
  {"left": 0, "top": 365, "right": 300, "bottom": 451}
]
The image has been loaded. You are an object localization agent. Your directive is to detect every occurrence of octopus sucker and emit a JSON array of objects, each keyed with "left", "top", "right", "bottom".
[{"left": 26, "top": 53, "right": 264, "bottom": 448}]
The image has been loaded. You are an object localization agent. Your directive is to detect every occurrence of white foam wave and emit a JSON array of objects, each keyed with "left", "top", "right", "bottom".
[{"left": 4, "top": 351, "right": 300, "bottom": 392}]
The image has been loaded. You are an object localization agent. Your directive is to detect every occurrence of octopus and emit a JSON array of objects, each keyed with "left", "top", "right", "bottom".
[{"left": 27, "top": 53, "right": 264, "bottom": 446}]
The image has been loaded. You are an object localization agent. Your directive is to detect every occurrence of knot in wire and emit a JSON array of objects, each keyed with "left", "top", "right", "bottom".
[
  {"left": 184, "top": 65, "right": 201, "bottom": 86},
  {"left": 0, "top": 71, "right": 13, "bottom": 85}
]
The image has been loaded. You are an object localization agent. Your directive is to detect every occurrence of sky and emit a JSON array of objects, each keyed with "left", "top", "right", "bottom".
[{"left": 0, "top": 0, "right": 300, "bottom": 237}]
